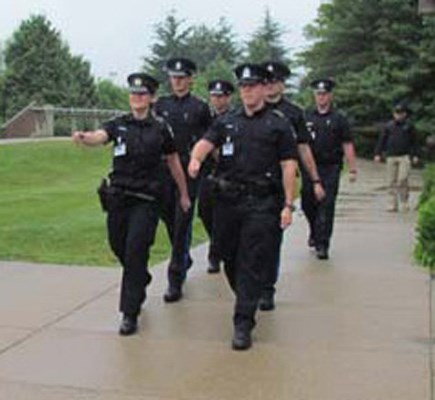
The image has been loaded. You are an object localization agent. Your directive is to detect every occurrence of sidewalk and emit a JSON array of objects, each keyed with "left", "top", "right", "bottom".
[{"left": 0, "top": 160, "right": 430, "bottom": 400}]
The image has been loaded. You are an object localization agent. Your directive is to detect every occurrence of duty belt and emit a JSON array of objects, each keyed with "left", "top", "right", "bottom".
[{"left": 209, "top": 176, "right": 277, "bottom": 197}]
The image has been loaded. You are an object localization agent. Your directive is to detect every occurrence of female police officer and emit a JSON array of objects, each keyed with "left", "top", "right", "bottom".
[{"left": 72, "top": 73, "right": 190, "bottom": 336}]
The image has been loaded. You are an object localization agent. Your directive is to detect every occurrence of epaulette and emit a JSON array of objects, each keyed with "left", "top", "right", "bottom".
[
  {"left": 151, "top": 109, "right": 165, "bottom": 124},
  {"left": 272, "top": 109, "right": 286, "bottom": 119}
]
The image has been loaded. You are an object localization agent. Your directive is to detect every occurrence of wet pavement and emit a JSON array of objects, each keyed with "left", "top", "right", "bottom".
[{"left": 0, "top": 160, "right": 430, "bottom": 400}]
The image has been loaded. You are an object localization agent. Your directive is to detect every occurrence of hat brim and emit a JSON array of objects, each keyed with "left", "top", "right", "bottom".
[
  {"left": 238, "top": 78, "right": 263, "bottom": 85},
  {"left": 209, "top": 90, "right": 229, "bottom": 96},
  {"left": 314, "top": 88, "right": 330, "bottom": 94},
  {"left": 129, "top": 87, "right": 151, "bottom": 94},
  {"left": 168, "top": 70, "right": 191, "bottom": 77}
]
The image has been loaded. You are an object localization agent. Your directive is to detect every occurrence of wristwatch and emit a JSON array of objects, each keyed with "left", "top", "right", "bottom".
[{"left": 312, "top": 179, "right": 322, "bottom": 185}]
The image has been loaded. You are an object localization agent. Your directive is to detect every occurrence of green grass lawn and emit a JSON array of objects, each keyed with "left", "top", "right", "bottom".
[{"left": 0, "top": 140, "right": 207, "bottom": 266}]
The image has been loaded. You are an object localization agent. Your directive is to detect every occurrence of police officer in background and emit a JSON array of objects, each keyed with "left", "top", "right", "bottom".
[
  {"left": 198, "top": 79, "right": 235, "bottom": 273},
  {"left": 154, "top": 57, "right": 212, "bottom": 302},
  {"left": 72, "top": 73, "right": 190, "bottom": 335},
  {"left": 302, "top": 78, "right": 357, "bottom": 260},
  {"left": 188, "top": 64, "right": 299, "bottom": 350},
  {"left": 374, "top": 102, "right": 419, "bottom": 212},
  {"left": 259, "top": 61, "right": 326, "bottom": 311}
]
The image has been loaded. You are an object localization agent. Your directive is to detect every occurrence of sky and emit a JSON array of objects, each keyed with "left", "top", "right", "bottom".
[{"left": 0, "top": 0, "right": 322, "bottom": 85}]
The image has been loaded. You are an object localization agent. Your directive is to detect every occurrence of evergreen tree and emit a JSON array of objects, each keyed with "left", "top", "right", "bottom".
[
  {"left": 2, "top": 14, "right": 97, "bottom": 119},
  {"left": 299, "top": 0, "right": 434, "bottom": 140},
  {"left": 184, "top": 18, "right": 241, "bottom": 70},
  {"left": 143, "top": 11, "right": 191, "bottom": 93},
  {"left": 245, "top": 8, "right": 290, "bottom": 64}
]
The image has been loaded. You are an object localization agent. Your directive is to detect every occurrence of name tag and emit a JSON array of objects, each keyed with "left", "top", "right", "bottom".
[
  {"left": 222, "top": 139, "right": 234, "bottom": 156},
  {"left": 114, "top": 137, "right": 127, "bottom": 157}
]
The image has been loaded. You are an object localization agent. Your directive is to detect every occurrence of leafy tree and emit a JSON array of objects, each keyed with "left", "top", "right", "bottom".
[
  {"left": 192, "top": 57, "right": 237, "bottom": 101},
  {"left": 96, "top": 78, "right": 129, "bottom": 111},
  {"left": 2, "top": 14, "right": 97, "bottom": 119}
]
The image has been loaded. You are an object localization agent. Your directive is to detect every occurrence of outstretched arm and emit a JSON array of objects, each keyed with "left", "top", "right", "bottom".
[{"left": 72, "top": 129, "right": 109, "bottom": 146}]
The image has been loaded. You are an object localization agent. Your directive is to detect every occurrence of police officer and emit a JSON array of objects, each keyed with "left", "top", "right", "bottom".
[
  {"left": 302, "top": 78, "right": 357, "bottom": 260},
  {"left": 72, "top": 73, "right": 190, "bottom": 335},
  {"left": 198, "top": 79, "right": 235, "bottom": 273},
  {"left": 188, "top": 63, "right": 299, "bottom": 350},
  {"left": 154, "top": 58, "right": 212, "bottom": 302},
  {"left": 374, "top": 102, "right": 419, "bottom": 212},
  {"left": 259, "top": 61, "right": 326, "bottom": 311}
]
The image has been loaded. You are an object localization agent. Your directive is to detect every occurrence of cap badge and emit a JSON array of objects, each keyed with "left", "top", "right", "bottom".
[
  {"left": 175, "top": 61, "right": 182, "bottom": 70},
  {"left": 242, "top": 67, "right": 251, "bottom": 78},
  {"left": 216, "top": 82, "right": 222, "bottom": 90},
  {"left": 267, "top": 65, "right": 274, "bottom": 72},
  {"left": 134, "top": 78, "right": 142, "bottom": 87}
]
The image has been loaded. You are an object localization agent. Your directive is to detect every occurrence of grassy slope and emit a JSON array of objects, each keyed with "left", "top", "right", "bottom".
[{"left": 0, "top": 140, "right": 206, "bottom": 266}]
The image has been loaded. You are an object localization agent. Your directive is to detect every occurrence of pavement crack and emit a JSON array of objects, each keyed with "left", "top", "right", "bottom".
[{"left": 0, "top": 281, "right": 118, "bottom": 357}]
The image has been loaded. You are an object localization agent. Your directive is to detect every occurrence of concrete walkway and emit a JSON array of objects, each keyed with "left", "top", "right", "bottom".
[{"left": 0, "top": 160, "right": 430, "bottom": 400}]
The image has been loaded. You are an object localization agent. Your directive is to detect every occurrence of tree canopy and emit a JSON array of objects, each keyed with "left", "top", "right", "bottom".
[
  {"left": 2, "top": 15, "right": 98, "bottom": 119},
  {"left": 299, "top": 0, "right": 435, "bottom": 140}
]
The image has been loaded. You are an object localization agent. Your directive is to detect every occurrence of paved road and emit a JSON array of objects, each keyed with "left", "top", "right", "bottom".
[{"left": 0, "top": 160, "right": 430, "bottom": 400}]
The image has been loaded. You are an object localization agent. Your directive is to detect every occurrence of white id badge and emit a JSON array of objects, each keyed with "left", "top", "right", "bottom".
[
  {"left": 114, "top": 139, "right": 127, "bottom": 157},
  {"left": 222, "top": 138, "right": 234, "bottom": 156}
]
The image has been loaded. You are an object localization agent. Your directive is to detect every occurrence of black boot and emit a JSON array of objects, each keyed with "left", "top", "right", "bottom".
[
  {"left": 232, "top": 327, "right": 252, "bottom": 351},
  {"left": 119, "top": 313, "right": 138, "bottom": 336},
  {"left": 316, "top": 246, "right": 329, "bottom": 260},
  {"left": 163, "top": 283, "right": 183, "bottom": 303},
  {"left": 258, "top": 292, "right": 275, "bottom": 311},
  {"left": 207, "top": 257, "right": 220, "bottom": 274}
]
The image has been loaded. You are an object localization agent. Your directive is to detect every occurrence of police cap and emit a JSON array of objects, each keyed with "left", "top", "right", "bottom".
[
  {"left": 311, "top": 78, "right": 336, "bottom": 93},
  {"left": 234, "top": 63, "right": 271, "bottom": 85},
  {"left": 393, "top": 102, "right": 409, "bottom": 114},
  {"left": 165, "top": 57, "right": 197, "bottom": 77},
  {"left": 127, "top": 73, "right": 159, "bottom": 94},
  {"left": 262, "top": 61, "right": 290, "bottom": 82},
  {"left": 208, "top": 79, "right": 235, "bottom": 95}
]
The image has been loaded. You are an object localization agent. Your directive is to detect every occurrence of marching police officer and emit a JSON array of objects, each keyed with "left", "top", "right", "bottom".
[
  {"left": 198, "top": 79, "right": 235, "bottom": 273},
  {"left": 188, "top": 63, "right": 299, "bottom": 350},
  {"left": 154, "top": 57, "right": 212, "bottom": 302},
  {"left": 72, "top": 73, "right": 190, "bottom": 335},
  {"left": 374, "top": 102, "right": 419, "bottom": 212},
  {"left": 302, "top": 78, "right": 357, "bottom": 260},
  {"left": 259, "top": 61, "right": 326, "bottom": 311}
]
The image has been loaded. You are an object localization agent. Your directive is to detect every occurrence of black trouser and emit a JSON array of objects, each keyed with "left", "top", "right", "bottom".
[
  {"left": 107, "top": 197, "right": 159, "bottom": 316},
  {"left": 214, "top": 194, "right": 282, "bottom": 331},
  {"left": 261, "top": 230, "right": 283, "bottom": 298},
  {"left": 158, "top": 164, "right": 199, "bottom": 286},
  {"left": 301, "top": 164, "right": 341, "bottom": 250},
  {"left": 198, "top": 176, "right": 220, "bottom": 264}
]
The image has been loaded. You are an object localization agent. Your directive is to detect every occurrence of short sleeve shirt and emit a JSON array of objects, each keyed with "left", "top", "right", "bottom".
[
  {"left": 204, "top": 106, "right": 298, "bottom": 183},
  {"left": 102, "top": 113, "right": 176, "bottom": 193}
]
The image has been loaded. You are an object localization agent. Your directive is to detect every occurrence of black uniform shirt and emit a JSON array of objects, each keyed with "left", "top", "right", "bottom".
[
  {"left": 268, "top": 97, "right": 310, "bottom": 144},
  {"left": 154, "top": 93, "right": 212, "bottom": 164},
  {"left": 204, "top": 105, "right": 298, "bottom": 184},
  {"left": 375, "top": 119, "right": 418, "bottom": 157},
  {"left": 305, "top": 108, "right": 353, "bottom": 166},
  {"left": 103, "top": 113, "right": 176, "bottom": 194}
]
